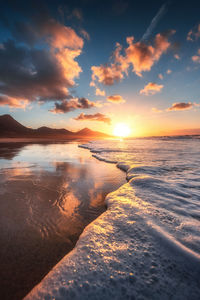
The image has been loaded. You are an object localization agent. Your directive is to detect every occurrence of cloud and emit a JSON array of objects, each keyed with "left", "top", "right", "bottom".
[
  {"left": 91, "top": 63, "right": 124, "bottom": 86},
  {"left": 95, "top": 88, "right": 105, "bottom": 96},
  {"left": 107, "top": 94, "right": 125, "bottom": 103},
  {"left": 0, "top": 95, "right": 28, "bottom": 108},
  {"left": 192, "top": 49, "right": 200, "bottom": 63},
  {"left": 187, "top": 24, "right": 200, "bottom": 41},
  {"left": 167, "top": 102, "right": 193, "bottom": 111},
  {"left": 0, "top": 12, "right": 84, "bottom": 108},
  {"left": 74, "top": 113, "right": 111, "bottom": 124},
  {"left": 158, "top": 73, "right": 163, "bottom": 80},
  {"left": 174, "top": 54, "right": 180, "bottom": 60},
  {"left": 91, "top": 30, "right": 175, "bottom": 85},
  {"left": 142, "top": 2, "right": 170, "bottom": 41},
  {"left": 68, "top": 8, "right": 83, "bottom": 21},
  {"left": 166, "top": 69, "right": 172, "bottom": 74},
  {"left": 126, "top": 30, "right": 175, "bottom": 76},
  {"left": 152, "top": 107, "right": 163, "bottom": 113},
  {"left": 50, "top": 98, "right": 97, "bottom": 114},
  {"left": 140, "top": 82, "right": 164, "bottom": 96},
  {"left": 80, "top": 29, "right": 90, "bottom": 41}
]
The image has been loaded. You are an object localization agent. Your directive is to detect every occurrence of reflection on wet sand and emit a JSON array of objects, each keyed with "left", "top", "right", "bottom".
[{"left": 0, "top": 142, "right": 125, "bottom": 300}]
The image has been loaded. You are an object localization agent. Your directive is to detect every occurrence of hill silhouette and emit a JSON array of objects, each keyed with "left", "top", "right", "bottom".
[{"left": 0, "top": 114, "right": 110, "bottom": 139}]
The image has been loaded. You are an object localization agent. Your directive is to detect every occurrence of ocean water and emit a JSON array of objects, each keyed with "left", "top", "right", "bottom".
[
  {"left": 0, "top": 142, "right": 125, "bottom": 300},
  {"left": 26, "top": 137, "right": 200, "bottom": 300},
  {"left": 81, "top": 137, "right": 200, "bottom": 254}
]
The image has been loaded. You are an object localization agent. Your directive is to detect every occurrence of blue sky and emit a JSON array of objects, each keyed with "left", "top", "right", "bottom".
[{"left": 0, "top": 0, "right": 200, "bottom": 136}]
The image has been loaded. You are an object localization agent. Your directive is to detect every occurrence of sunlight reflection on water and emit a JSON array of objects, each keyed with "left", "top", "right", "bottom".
[{"left": 0, "top": 142, "right": 125, "bottom": 300}]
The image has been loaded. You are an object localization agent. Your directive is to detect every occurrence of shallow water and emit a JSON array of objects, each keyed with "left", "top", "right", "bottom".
[
  {"left": 25, "top": 136, "right": 200, "bottom": 300},
  {"left": 0, "top": 142, "right": 125, "bottom": 300}
]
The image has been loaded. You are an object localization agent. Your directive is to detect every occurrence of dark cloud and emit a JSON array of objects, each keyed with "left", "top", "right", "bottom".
[
  {"left": 0, "top": 40, "right": 73, "bottom": 101},
  {"left": 167, "top": 102, "right": 193, "bottom": 111},
  {"left": 0, "top": 10, "right": 84, "bottom": 107},
  {"left": 74, "top": 112, "right": 111, "bottom": 124},
  {"left": 50, "top": 98, "right": 97, "bottom": 113}
]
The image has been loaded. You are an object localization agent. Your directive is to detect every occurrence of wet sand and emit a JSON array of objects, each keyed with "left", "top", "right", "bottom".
[{"left": 0, "top": 142, "right": 125, "bottom": 300}]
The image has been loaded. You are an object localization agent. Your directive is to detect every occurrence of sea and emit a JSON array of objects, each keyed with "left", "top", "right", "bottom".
[
  {"left": 1, "top": 137, "right": 200, "bottom": 299},
  {"left": 25, "top": 136, "right": 200, "bottom": 300}
]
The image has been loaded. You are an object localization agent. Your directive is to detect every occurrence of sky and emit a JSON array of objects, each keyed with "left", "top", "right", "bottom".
[{"left": 0, "top": 0, "right": 200, "bottom": 136}]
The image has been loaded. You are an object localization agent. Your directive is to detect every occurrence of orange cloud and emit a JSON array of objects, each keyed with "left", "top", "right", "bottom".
[
  {"left": 95, "top": 88, "right": 105, "bottom": 96},
  {"left": 91, "top": 30, "right": 175, "bottom": 85},
  {"left": 174, "top": 54, "right": 180, "bottom": 60},
  {"left": 74, "top": 113, "right": 111, "bottom": 124},
  {"left": 187, "top": 24, "right": 200, "bottom": 41},
  {"left": 107, "top": 94, "right": 125, "bottom": 103},
  {"left": 41, "top": 20, "right": 84, "bottom": 50},
  {"left": 167, "top": 102, "right": 193, "bottom": 111},
  {"left": 140, "top": 82, "right": 164, "bottom": 96},
  {"left": 126, "top": 31, "right": 175, "bottom": 76},
  {"left": 166, "top": 69, "right": 172, "bottom": 74},
  {"left": 192, "top": 49, "right": 200, "bottom": 63},
  {"left": 91, "top": 64, "right": 124, "bottom": 85},
  {"left": 0, "top": 95, "right": 28, "bottom": 108},
  {"left": 158, "top": 73, "right": 163, "bottom": 80}
]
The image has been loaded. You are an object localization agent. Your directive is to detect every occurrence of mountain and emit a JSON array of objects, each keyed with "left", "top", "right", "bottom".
[
  {"left": 0, "top": 114, "right": 33, "bottom": 135},
  {"left": 0, "top": 114, "right": 110, "bottom": 139},
  {"left": 75, "top": 127, "right": 107, "bottom": 137}
]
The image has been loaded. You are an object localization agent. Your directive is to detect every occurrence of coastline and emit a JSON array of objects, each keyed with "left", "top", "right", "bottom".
[
  {"left": 0, "top": 141, "right": 125, "bottom": 300},
  {"left": 24, "top": 143, "right": 200, "bottom": 300}
]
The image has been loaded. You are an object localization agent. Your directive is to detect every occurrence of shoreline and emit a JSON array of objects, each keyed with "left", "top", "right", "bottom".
[
  {"left": 24, "top": 142, "right": 200, "bottom": 300},
  {"left": 0, "top": 141, "right": 125, "bottom": 300}
]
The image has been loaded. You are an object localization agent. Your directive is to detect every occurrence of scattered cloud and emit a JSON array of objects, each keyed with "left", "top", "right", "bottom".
[
  {"left": 91, "top": 63, "right": 124, "bottom": 86},
  {"left": 192, "top": 49, "right": 200, "bottom": 63},
  {"left": 167, "top": 102, "right": 193, "bottom": 111},
  {"left": 158, "top": 73, "right": 163, "bottom": 80},
  {"left": 68, "top": 8, "right": 83, "bottom": 21},
  {"left": 0, "top": 13, "right": 84, "bottom": 108},
  {"left": 91, "top": 30, "right": 175, "bottom": 85},
  {"left": 125, "top": 30, "right": 175, "bottom": 77},
  {"left": 74, "top": 113, "right": 111, "bottom": 124},
  {"left": 152, "top": 107, "right": 163, "bottom": 113},
  {"left": 187, "top": 24, "right": 200, "bottom": 41},
  {"left": 174, "top": 54, "right": 180, "bottom": 60},
  {"left": 80, "top": 29, "right": 90, "bottom": 41},
  {"left": 107, "top": 94, "right": 125, "bottom": 103},
  {"left": 166, "top": 69, "right": 172, "bottom": 74},
  {"left": 95, "top": 88, "right": 105, "bottom": 96},
  {"left": 50, "top": 98, "right": 97, "bottom": 114},
  {"left": 140, "top": 82, "right": 164, "bottom": 96}
]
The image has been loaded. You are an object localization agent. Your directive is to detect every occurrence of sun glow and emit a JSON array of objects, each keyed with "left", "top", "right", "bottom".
[{"left": 113, "top": 123, "right": 131, "bottom": 137}]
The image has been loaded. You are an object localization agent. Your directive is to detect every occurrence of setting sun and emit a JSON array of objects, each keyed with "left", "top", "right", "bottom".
[{"left": 113, "top": 123, "right": 131, "bottom": 137}]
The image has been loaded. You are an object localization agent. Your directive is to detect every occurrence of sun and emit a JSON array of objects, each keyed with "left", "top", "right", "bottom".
[{"left": 113, "top": 123, "right": 131, "bottom": 137}]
